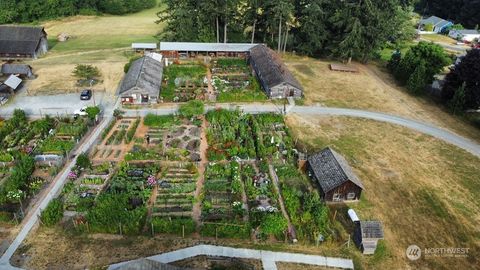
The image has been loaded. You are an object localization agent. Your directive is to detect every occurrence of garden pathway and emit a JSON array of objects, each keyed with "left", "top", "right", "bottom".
[
  {"left": 192, "top": 116, "right": 209, "bottom": 229},
  {"left": 268, "top": 165, "right": 297, "bottom": 242},
  {"left": 107, "top": 244, "right": 354, "bottom": 270}
]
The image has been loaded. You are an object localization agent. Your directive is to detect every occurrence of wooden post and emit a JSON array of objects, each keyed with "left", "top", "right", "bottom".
[
  {"left": 86, "top": 221, "right": 90, "bottom": 232},
  {"left": 333, "top": 210, "right": 337, "bottom": 221},
  {"left": 119, "top": 223, "right": 122, "bottom": 236},
  {"left": 151, "top": 223, "right": 154, "bottom": 236},
  {"left": 215, "top": 227, "right": 218, "bottom": 241},
  {"left": 182, "top": 225, "right": 185, "bottom": 238}
]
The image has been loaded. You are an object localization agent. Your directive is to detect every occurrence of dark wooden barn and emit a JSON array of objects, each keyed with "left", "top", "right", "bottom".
[
  {"left": 0, "top": 26, "right": 48, "bottom": 59},
  {"left": 1, "top": 64, "right": 34, "bottom": 78},
  {"left": 249, "top": 44, "right": 303, "bottom": 99},
  {"left": 306, "top": 147, "right": 364, "bottom": 202}
]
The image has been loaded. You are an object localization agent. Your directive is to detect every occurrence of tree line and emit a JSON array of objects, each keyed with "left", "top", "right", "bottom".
[
  {"left": 0, "top": 0, "right": 156, "bottom": 24},
  {"left": 157, "top": 0, "right": 415, "bottom": 62},
  {"left": 415, "top": 0, "right": 480, "bottom": 29}
]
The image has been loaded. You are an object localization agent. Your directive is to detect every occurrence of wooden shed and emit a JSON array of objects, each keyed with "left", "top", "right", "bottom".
[
  {"left": 306, "top": 147, "right": 364, "bottom": 202},
  {"left": 354, "top": 220, "right": 384, "bottom": 254},
  {"left": 1, "top": 64, "right": 34, "bottom": 78},
  {"left": 0, "top": 26, "right": 48, "bottom": 59},
  {"left": 249, "top": 44, "right": 303, "bottom": 99}
]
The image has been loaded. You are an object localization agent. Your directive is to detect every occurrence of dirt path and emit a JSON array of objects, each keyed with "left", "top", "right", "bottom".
[
  {"left": 238, "top": 163, "right": 250, "bottom": 224},
  {"left": 268, "top": 164, "right": 297, "bottom": 242},
  {"left": 143, "top": 185, "right": 158, "bottom": 233},
  {"left": 206, "top": 68, "right": 216, "bottom": 102},
  {"left": 192, "top": 117, "right": 208, "bottom": 229}
]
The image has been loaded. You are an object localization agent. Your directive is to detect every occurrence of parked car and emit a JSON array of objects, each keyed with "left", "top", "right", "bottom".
[
  {"left": 80, "top": 89, "right": 92, "bottom": 100},
  {"left": 73, "top": 107, "right": 88, "bottom": 117}
]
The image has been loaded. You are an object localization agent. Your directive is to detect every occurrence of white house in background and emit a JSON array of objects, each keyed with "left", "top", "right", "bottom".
[
  {"left": 419, "top": 16, "right": 453, "bottom": 33},
  {"left": 449, "top": 29, "right": 480, "bottom": 42}
]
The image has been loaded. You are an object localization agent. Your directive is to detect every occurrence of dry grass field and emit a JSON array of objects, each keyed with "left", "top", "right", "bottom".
[
  {"left": 24, "top": 2, "right": 163, "bottom": 95},
  {"left": 285, "top": 114, "right": 480, "bottom": 270},
  {"left": 283, "top": 55, "right": 480, "bottom": 143}
]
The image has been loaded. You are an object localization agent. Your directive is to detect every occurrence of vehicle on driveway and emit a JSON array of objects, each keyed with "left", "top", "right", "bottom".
[
  {"left": 80, "top": 89, "right": 92, "bottom": 100},
  {"left": 73, "top": 107, "right": 88, "bottom": 117}
]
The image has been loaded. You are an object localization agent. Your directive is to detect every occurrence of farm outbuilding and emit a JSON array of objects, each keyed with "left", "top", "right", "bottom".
[
  {"left": 354, "top": 220, "right": 384, "bottom": 254},
  {"left": 3, "top": 75, "right": 22, "bottom": 91},
  {"left": 0, "top": 26, "right": 48, "bottom": 59},
  {"left": 249, "top": 44, "right": 303, "bottom": 99},
  {"left": 119, "top": 54, "right": 164, "bottom": 104},
  {"left": 306, "top": 147, "right": 364, "bottom": 202},
  {"left": 160, "top": 42, "right": 256, "bottom": 58},
  {"left": 1, "top": 64, "right": 34, "bottom": 78},
  {"left": 132, "top": 43, "right": 157, "bottom": 52}
]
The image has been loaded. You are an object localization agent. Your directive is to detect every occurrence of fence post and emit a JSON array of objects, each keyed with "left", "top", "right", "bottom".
[
  {"left": 151, "top": 223, "right": 154, "bottom": 237},
  {"left": 119, "top": 222, "right": 123, "bottom": 235},
  {"left": 215, "top": 227, "right": 218, "bottom": 241},
  {"left": 182, "top": 225, "right": 185, "bottom": 238}
]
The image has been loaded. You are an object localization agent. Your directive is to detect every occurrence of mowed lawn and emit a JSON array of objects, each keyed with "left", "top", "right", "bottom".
[
  {"left": 25, "top": 2, "right": 164, "bottom": 95},
  {"left": 285, "top": 114, "right": 480, "bottom": 270},
  {"left": 283, "top": 55, "right": 480, "bottom": 143}
]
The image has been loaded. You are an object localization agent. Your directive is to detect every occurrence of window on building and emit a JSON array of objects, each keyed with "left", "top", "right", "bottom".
[
  {"left": 347, "top": 192, "right": 356, "bottom": 200},
  {"left": 333, "top": 193, "right": 342, "bottom": 202}
]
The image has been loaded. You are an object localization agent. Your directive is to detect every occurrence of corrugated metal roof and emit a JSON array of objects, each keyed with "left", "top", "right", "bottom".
[
  {"left": 132, "top": 43, "right": 157, "bottom": 49},
  {"left": 160, "top": 42, "right": 258, "bottom": 52},
  {"left": 4, "top": 75, "right": 22, "bottom": 89}
]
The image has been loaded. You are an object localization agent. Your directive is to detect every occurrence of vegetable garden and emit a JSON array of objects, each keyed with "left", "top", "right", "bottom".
[{"left": 161, "top": 64, "right": 208, "bottom": 102}]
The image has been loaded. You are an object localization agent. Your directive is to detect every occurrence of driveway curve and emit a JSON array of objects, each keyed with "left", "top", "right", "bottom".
[{"left": 291, "top": 106, "right": 480, "bottom": 158}]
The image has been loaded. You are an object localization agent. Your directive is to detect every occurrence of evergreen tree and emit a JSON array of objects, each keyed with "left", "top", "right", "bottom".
[
  {"left": 407, "top": 61, "right": 427, "bottom": 94},
  {"left": 449, "top": 82, "right": 466, "bottom": 115}
]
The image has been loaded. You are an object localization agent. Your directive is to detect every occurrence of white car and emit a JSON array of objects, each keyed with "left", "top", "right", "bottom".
[{"left": 73, "top": 107, "right": 88, "bottom": 116}]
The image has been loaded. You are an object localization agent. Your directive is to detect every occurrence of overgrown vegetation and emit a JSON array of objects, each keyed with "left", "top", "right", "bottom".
[{"left": 41, "top": 199, "right": 64, "bottom": 227}]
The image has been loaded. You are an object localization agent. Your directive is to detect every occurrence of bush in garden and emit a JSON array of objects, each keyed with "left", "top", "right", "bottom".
[
  {"left": 260, "top": 213, "right": 288, "bottom": 236},
  {"left": 85, "top": 106, "right": 101, "bottom": 120},
  {"left": 76, "top": 153, "right": 91, "bottom": 169},
  {"left": 152, "top": 217, "right": 195, "bottom": 235},
  {"left": 143, "top": 114, "right": 179, "bottom": 128},
  {"left": 179, "top": 100, "right": 204, "bottom": 119},
  {"left": 41, "top": 199, "right": 64, "bottom": 226},
  {"left": 86, "top": 193, "right": 147, "bottom": 235}
]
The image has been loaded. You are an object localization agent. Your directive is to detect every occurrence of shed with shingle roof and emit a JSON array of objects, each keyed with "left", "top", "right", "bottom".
[
  {"left": 0, "top": 26, "right": 48, "bottom": 59},
  {"left": 112, "top": 258, "right": 195, "bottom": 270},
  {"left": 119, "top": 55, "right": 164, "bottom": 104},
  {"left": 249, "top": 44, "right": 303, "bottom": 99},
  {"left": 354, "top": 220, "right": 384, "bottom": 254},
  {"left": 1, "top": 64, "right": 34, "bottom": 78},
  {"left": 306, "top": 147, "right": 364, "bottom": 202}
]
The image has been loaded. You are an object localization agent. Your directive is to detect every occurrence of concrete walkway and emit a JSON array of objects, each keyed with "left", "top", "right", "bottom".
[{"left": 108, "top": 244, "right": 354, "bottom": 270}]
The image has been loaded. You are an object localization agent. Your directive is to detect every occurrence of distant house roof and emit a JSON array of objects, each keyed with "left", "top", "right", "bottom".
[
  {"left": 249, "top": 44, "right": 303, "bottom": 90},
  {"left": 132, "top": 43, "right": 157, "bottom": 49},
  {"left": 3, "top": 75, "right": 22, "bottom": 89},
  {"left": 420, "top": 16, "right": 452, "bottom": 28},
  {"left": 160, "top": 42, "right": 258, "bottom": 52},
  {"left": 359, "top": 221, "right": 384, "bottom": 239},
  {"left": 307, "top": 147, "right": 364, "bottom": 193},
  {"left": 455, "top": 29, "right": 480, "bottom": 35},
  {"left": 119, "top": 55, "right": 163, "bottom": 96},
  {"left": 1, "top": 64, "right": 32, "bottom": 75},
  {"left": 0, "top": 26, "right": 46, "bottom": 55},
  {"left": 112, "top": 258, "right": 194, "bottom": 270}
]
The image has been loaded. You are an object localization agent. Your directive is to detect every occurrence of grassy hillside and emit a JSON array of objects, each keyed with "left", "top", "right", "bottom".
[{"left": 286, "top": 114, "right": 480, "bottom": 270}]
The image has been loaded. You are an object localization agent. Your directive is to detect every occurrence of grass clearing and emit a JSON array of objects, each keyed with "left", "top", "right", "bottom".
[
  {"left": 24, "top": 2, "right": 163, "bottom": 95},
  {"left": 421, "top": 34, "right": 457, "bottom": 44},
  {"left": 283, "top": 54, "right": 480, "bottom": 143},
  {"left": 285, "top": 114, "right": 480, "bottom": 270}
]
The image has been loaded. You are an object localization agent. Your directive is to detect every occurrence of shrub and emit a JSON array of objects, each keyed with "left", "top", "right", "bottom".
[
  {"left": 423, "top": 23, "right": 434, "bottom": 32},
  {"left": 72, "top": 64, "right": 101, "bottom": 80},
  {"left": 85, "top": 106, "right": 101, "bottom": 120},
  {"left": 76, "top": 153, "right": 91, "bottom": 169},
  {"left": 179, "top": 100, "right": 204, "bottom": 119},
  {"left": 41, "top": 199, "right": 63, "bottom": 226}
]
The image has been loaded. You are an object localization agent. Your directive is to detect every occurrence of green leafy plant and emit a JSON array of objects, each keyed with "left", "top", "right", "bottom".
[{"left": 41, "top": 199, "right": 64, "bottom": 227}]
